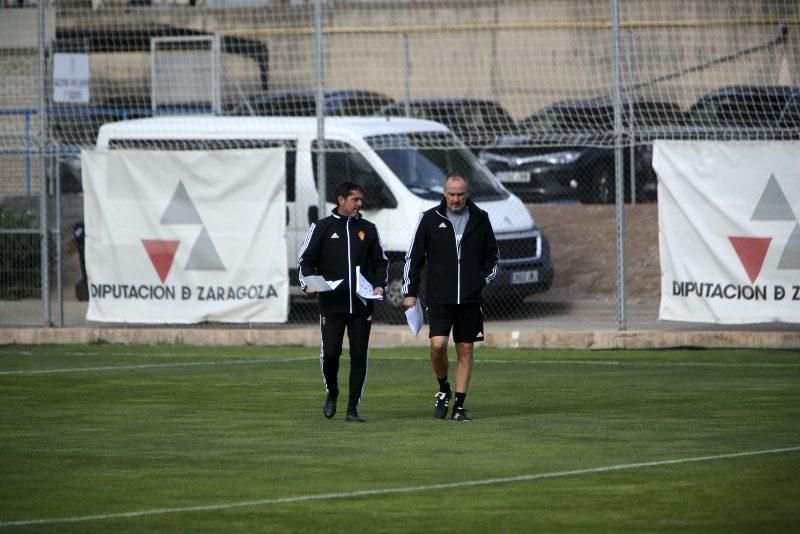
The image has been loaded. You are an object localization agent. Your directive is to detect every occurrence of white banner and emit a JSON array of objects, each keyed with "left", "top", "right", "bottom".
[
  {"left": 654, "top": 141, "right": 800, "bottom": 324},
  {"left": 83, "top": 149, "right": 288, "bottom": 323}
]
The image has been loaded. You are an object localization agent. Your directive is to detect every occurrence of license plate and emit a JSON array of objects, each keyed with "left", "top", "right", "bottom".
[
  {"left": 511, "top": 270, "right": 538, "bottom": 284},
  {"left": 497, "top": 171, "right": 531, "bottom": 183}
]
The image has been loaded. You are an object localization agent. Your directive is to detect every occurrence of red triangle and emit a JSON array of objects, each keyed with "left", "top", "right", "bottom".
[
  {"left": 142, "top": 239, "right": 180, "bottom": 283},
  {"left": 728, "top": 236, "right": 771, "bottom": 283}
]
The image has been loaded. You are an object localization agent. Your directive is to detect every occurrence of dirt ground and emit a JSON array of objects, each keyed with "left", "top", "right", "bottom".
[{"left": 529, "top": 203, "right": 660, "bottom": 301}]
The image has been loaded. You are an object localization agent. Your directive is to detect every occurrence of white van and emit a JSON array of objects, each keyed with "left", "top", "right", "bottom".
[{"left": 95, "top": 116, "right": 553, "bottom": 320}]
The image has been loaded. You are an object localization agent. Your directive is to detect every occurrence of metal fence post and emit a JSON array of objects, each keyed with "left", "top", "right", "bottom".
[
  {"left": 315, "top": 0, "right": 326, "bottom": 217},
  {"left": 54, "top": 141, "right": 63, "bottom": 327},
  {"left": 38, "top": 0, "right": 51, "bottom": 326},
  {"left": 403, "top": 32, "right": 411, "bottom": 114},
  {"left": 612, "top": 0, "right": 627, "bottom": 330},
  {"left": 626, "top": 30, "right": 637, "bottom": 206}
]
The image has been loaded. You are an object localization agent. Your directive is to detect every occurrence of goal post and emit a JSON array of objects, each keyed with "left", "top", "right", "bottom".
[{"left": 150, "top": 34, "right": 222, "bottom": 114}]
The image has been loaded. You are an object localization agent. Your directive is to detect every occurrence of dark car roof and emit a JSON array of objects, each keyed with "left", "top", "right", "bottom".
[
  {"left": 229, "top": 90, "right": 394, "bottom": 116},
  {"left": 687, "top": 85, "right": 800, "bottom": 129},
  {"left": 528, "top": 97, "right": 682, "bottom": 115},
  {"left": 519, "top": 98, "right": 683, "bottom": 134},
  {"left": 380, "top": 98, "right": 507, "bottom": 107},
  {"left": 377, "top": 98, "right": 514, "bottom": 117},
  {"left": 693, "top": 85, "right": 800, "bottom": 99},
  {"left": 245, "top": 89, "right": 389, "bottom": 103},
  {"left": 376, "top": 98, "right": 517, "bottom": 143}
]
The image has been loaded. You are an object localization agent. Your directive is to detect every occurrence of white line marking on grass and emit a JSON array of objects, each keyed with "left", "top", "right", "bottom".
[
  {"left": 3, "top": 357, "right": 799, "bottom": 376},
  {"left": 0, "top": 357, "right": 316, "bottom": 376},
  {"left": 1, "top": 446, "right": 798, "bottom": 527},
  {"left": 478, "top": 359, "right": 800, "bottom": 368},
  {"left": 370, "top": 357, "right": 800, "bottom": 369}
]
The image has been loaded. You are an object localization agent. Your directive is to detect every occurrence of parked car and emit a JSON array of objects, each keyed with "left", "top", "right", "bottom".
[
  {"left": 375, "top": 98, "right": 517, "bottom": 153},
  {"left": 478, "top": 98, "right": 684, "bottom": 203},
  {"left": 228, "top": 90, "right": 394, "bottom": 117},
  {"left": 684, "top": 85, "right": 800, "bottom": 137}
]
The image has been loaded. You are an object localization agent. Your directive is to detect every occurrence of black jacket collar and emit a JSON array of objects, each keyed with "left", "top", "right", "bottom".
[{"left": 331, "top": 207, "right": 362, "bottom": 220}]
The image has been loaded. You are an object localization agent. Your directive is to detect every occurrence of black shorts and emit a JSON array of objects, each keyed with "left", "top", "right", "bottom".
[{"left": 427, "top": 303, "right": 485, "bottom": 343}]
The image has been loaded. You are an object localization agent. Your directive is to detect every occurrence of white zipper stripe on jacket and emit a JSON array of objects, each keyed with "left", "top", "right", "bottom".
[
  {"left": 436, "top": 211, "right": 460, "bottom": 305},
  {"left": 346, "top": 217, "right": 353, "bottom": 313}
]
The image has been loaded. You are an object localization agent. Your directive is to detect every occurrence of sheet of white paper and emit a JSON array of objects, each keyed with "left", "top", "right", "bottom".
[
  {"left": 356, "top": 266, "right": 383, "bottom": 300},
  {"left": 303, "top": 276, "right": 342, "bottom": 292},
  {"left": 405, "top": 299, "right": 423, "bottom": 336}
]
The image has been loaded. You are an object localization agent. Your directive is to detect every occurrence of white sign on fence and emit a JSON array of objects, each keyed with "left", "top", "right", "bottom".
[
  {"left": 52, "top": 53, "right": 90, "bottom": 103},
  {"left": 82, "top": 149, "right": 288, "bottom": 323},
  {"left": 653, "top": 140, "right": 800, "bottom": 324}
]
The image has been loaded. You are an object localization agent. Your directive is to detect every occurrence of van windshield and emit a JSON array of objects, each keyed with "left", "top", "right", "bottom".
[{"left": 366, "top": 132, "right": 509, "bottom": 201}]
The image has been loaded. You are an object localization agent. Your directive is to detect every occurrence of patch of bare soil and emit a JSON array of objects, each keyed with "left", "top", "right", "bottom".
[{"left": 528, "top": 204, "right": 660, "bottom": 301}]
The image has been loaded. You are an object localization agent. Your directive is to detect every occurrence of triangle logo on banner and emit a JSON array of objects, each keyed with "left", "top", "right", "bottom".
[
  {"left": 160, "top": 181, "right": 203, "bottom": 225},
  {"left": 777, "top": 223, "right": 800, "bottom": 270},
  {"left": 728, "top": 236, "right": 772, "bottom": 283},
  {"left": 185, "top": 227, "right": 225, "bottom": 271},
  {"left": 750, "top": 174, "right": 796, "bottom": 222},
  {"left": 142, "top": 239, "right": 180, "bottom": 283}
]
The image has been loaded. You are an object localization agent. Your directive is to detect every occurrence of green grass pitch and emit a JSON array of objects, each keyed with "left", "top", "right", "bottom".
[{"left": 1, "top": 344, "right": 799, "bottom": 532}]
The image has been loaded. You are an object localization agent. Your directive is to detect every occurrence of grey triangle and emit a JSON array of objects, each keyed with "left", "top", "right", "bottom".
[
  {"left": 777, "top": 224, "right": 800, "bottom": 270},
  {"left": 185, "top": 227, "right": 225, "bottom": 271},
  {"left": 161, "top": 181, "right": 203, "bottom": 225},
  {"left": 751, "top": 174, "right": 796, "bottom": 222}
]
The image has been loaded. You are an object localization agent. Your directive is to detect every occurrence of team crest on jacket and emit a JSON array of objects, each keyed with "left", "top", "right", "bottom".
[{"left": 358, "top": 231, "right": 365, "bottom": 241}]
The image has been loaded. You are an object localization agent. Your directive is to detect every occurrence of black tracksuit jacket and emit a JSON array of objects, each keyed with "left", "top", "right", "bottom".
[
  {"left": 403, "top": 198, "right": 499, "bottom": 305},
  {"left": 298, "top": 208, "right": 389, "bottom": 315}
]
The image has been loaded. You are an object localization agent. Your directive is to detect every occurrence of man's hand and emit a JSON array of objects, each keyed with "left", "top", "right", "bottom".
[
  {"left": 402, "top": 296, "right": 416, "bottom": 308},
  {"left": 305, "top": 288, "right": 318, "bottom": 296},
  {"left": 373, "top": 287, "right": 384, "bottom": 297}
]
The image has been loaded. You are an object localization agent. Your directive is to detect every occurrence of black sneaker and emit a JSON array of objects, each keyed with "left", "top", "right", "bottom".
[
  {"left": 323, "top": 392, "right": 338, "bottom": 419},
  {"left": 345, "top": 410, "right": 365, "bottom": 423},
  {"left": 451, "top": 407, "right": 471, "bottom": 421},
  {"left": 434, "top": 391, "right": 451, "bottom": 419}
]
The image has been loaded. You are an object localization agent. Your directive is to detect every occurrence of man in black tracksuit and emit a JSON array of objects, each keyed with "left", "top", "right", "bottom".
[
  {"left": 298, "top": 181, "right": 388, "bottom": 423},
  {"left": 403, "top": 172, "right": 499, "bottom": 421}
]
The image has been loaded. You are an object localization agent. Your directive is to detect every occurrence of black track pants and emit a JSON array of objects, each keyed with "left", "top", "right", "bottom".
[{"left": 319, "top": 313, "right": 372, "bottom": 411}]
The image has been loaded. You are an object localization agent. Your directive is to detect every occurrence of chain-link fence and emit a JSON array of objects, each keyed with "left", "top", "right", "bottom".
[{"left": 1, "top": 0, "right": 798, "bottom": 329}]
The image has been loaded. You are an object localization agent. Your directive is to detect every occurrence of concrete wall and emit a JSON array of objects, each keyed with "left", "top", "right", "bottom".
[
  {"left": 32, "top": 0, "right": 799, "bottom": 119},
  {"left": 1, "top": 1, "right": 798, "bottom": 182}
]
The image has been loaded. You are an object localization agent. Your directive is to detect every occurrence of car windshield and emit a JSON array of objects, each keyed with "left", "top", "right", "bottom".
[{"left": 366, "top": 132, "right": 508, "bottom": 201}]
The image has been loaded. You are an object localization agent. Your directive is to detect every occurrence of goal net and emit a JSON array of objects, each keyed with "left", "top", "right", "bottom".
[{"left": 150, "top": 35, "right": 221, "bottom": 113}]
